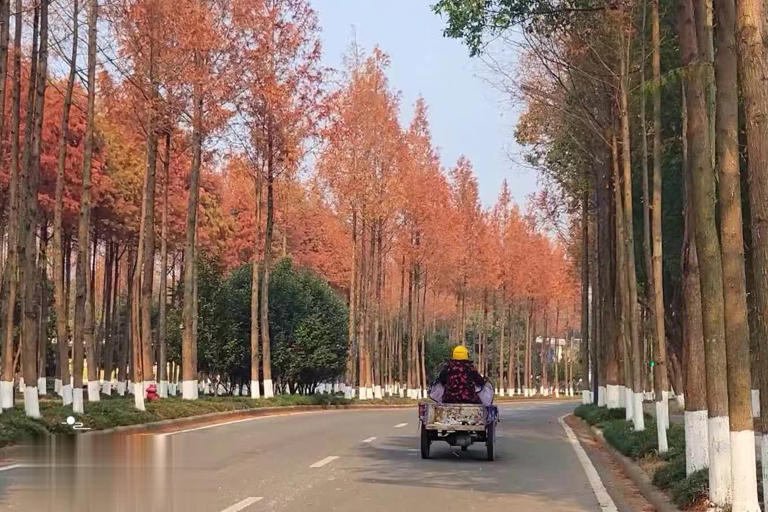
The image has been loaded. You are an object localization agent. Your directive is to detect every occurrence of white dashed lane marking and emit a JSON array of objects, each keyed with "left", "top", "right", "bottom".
[
  {"left": 220, "top": 496, "right": 263, "bottom": 512},
  {"left": 310, "top": 456, "right": 339, "bottom": 468},
  {"left": 394, "top": 423, "right": 408, "bottom": 428},
  {"left": 362, "top": 437, "right": 376, "bottom": 443}
]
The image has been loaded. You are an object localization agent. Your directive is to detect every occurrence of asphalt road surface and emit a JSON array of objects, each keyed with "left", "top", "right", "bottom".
[{"left": 0, "top": 400, "right": 635, "bottom": 512}]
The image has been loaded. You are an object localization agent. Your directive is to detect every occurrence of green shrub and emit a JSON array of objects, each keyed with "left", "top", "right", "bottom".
[
  {"left": 664, "top": 423, "right": 686, "bottom": 460},
  {"left": 602, "top": 418, "right": 660, "bottom": 458},
  {"left": 0, "top": 409, "right": 49, "bottom": 447},
  {"left": 671, "top": 469, "right": 708, "bottom": 509},
  {"left": 652, "top": 456, "right": 686, "bottom": 489},
  {"left": 574, "top": 404, "right": 626, "bottom": 426},
  {"left": 1, "top": 393, "right": 361, "bottom": 446}
]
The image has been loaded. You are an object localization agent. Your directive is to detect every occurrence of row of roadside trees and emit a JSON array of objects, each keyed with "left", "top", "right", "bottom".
[{"left": 434, "top": 0, "right": 768, "bottom": 509}]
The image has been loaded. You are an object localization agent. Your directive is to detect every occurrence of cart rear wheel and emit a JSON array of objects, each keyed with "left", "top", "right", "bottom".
[
  {"left": 486, "top": 423, "right": 495, "bottom": 461},
  {"left": 420, "top": 424, "right": 431, "bottom": 459}
]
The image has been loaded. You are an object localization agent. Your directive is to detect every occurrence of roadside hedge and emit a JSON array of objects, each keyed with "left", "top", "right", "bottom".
[{"left": 574, "top": 403, "right": 708, "bottom": 509}]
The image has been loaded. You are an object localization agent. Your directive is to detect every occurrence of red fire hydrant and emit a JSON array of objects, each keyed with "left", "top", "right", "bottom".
[{"left": 146, "top": 383, "right": 159, "bottom": 402}]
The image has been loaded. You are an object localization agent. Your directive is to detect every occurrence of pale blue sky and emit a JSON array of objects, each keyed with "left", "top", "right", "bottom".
[{"left": 311, "top": 0, "right": 538, "bottom": 208}]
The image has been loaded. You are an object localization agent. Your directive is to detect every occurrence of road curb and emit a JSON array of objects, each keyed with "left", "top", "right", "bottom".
[
  {"left": 579, "top": 418, "right": 682, "bottom": 512},
  {"left": 86, "top": 402, "right": 416, "bottom": 436}
]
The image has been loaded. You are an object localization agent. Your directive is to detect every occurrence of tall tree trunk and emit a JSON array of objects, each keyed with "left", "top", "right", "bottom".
[
  {"left": 590, "top": 214, "right": 599, "bottom": 404},
  {"left": 37, "top": 224, "right": 48, "bottom": 396},
  {"left": 650, "top": 0, "right": 670, "bottom": 451},
  {"left": 611, "top": 129, "right": 628, "bottom": 411},
  {"left": 618, "top": 35, "right": 644, "bottom": 430},
  {"left": 19, "top": 0, "right": 48, "bottom": 417},
  {"left": 346, "top": 211, "right": 358, "bottom": 396},
  {"left": 260, "top": 132, "right": 275, "bottom": 398},
  {"left": 102, "top": 242, "right": 119, "bottom": 395},
  {"left": 0, "top": 0, "right": 9, "bottom": 151},
  {"left": 136, "top": 17, "right": 160, "bottom": 398},
  {"left": 182, "top": 57, "right": 202, "bottom": 400},
  {"left": 600, "top": 133, "right": 619, "bottom": 408},
  {"left": 680, "top": 82, "right": 709, "bottom": 476},
  {"left": 53, "top": 0, "right": 77, "bottom": 399},
  {"left": 0, "top": 0, "right": 22, "bottom": 409},
  {"left": 734, "top": 0, "right": 768, "bottom": 504},
  {"left": 580, "top": 191, "right": 590, "bottom": 401},
  {"left": 158, "top": 132, "right": 170, "bottom": 397},
  {"left": 250, "top": 173, "right": 262, "bottom": 398},
  {"left": 679, "top": 0, "right": 732, "bottom": 503},
  {"left": 715, "top": 0, "right": 760, "bottom": 507}
]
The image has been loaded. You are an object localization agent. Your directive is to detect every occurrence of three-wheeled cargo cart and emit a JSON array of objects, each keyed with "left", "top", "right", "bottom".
[{"left": 418, "top": 402, "right": 499, "bottom": 460}]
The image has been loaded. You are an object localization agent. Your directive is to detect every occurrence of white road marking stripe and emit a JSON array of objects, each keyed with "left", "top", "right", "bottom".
[
  {"left": 220, "top": 496, "right": 263, "bottom": 512},
  {"left": 159, "top": 410, "right": 323, "bottom": 437},
  {"left": 558, "top": 415, "right": 618, "bottom": 512},
  {"left": 0, "top": 464, "right": 24, "bottom": 472},
  {"left": 362, "top": 437, "right": 376, "bottom": 443},
  {"left": 310, "top": 456, "right": 339, "bottom": 468},
  {"left": 394, "top": 423, "right": 407, "bottom": 428}
]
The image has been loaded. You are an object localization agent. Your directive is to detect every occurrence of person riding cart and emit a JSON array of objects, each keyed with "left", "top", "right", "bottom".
[{"left": 435, "top": 345, "right": 489, "bottom": 404}]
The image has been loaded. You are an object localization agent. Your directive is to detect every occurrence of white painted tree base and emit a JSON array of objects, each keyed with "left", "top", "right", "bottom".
[
  {"left": 250, "top": 380, "right": 261, "bottom": 399},
  {"left": 675, "top": 393, "right": 684, "bottom": 409},
  {"left": 751, "top": 389, "right": 760, "bottom": 418},
  {"left": 598, "top": 386, "right": 606, "bottom": 407},
  {"left": 133, "top": 383, "right": 145, "bottom": 410},
  {"left": 18, "top": 379, "right": 24, "bottom": 392},
  {"left": 263, "top": 379, "right": 274, "bottom": 398},
  {"left": 101, "top": 381, "right": 112, "bottom": 396},
  {"left": 73, "top": 388, "right": 84, "bottom": 414},
  {"left": 656, "top": 401, "right": 668, "bottom": 453},
  {"left": 730, "top": 430, "right": 760, "bottom": 512},
  {"left": 684, "top": 410, "right": 709, "bottom": 475},
  {"left": 182, "top": 380, "right": 198, "bottom": 400},
  {"left": 606, "top": 385, "right": 619, "bottom": 409},
  {"left": 54, "top": 379, "right": 62, "bottom": 395},
  {"left": 582, "top": 390, "right": 591, "bottom": 405},
  {"left": 632, "top": 392, "right": 644, "bottom": 431},
  {"left": 0, "top": 380, "right": 13, "bottom": 409},
  {"left": 116, "top": 381, "right": 126, "bottom": 396},
  {"left": 507, "top": 388, "right": 513, "bottom": 396},
  {"left": 374, "top": 386, "right": 383, "bottom": 399},
  {"left": 708, "top": 416, "right": 733, "bottom": 507},
  {"left": 625, "top": 388, "right": 633, "bottom": 421},
  {"left": 661, "top": 391, "right": 670, "bottom": 430},
  {"left": 159, "top": 381, "right": 168, "bottom": 398},
  {"left": 62, "top": 384, "right": 73, "bottom": 406},
  {"left": 87, "top": 381, "right": 100, "bottom": 402},
  {"left": 618, "top": 386, "right": 626, "bottom": 408},
  {"left": 24, "top": 387, "right": 40, "bottom": 418},
  {"left": 37, "top": 377, "right": 46, "bottom": 395}
]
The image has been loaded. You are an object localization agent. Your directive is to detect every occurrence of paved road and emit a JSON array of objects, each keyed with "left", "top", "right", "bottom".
[{"left": 0, "top": 400, "right": 622, "bottom": 512}]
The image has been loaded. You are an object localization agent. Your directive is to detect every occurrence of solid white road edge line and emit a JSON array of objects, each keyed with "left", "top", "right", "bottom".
[
  {"left": 220, "top": 496, "right": 263, "bottom": 512},
  {"left": 394, "top": 423, "right": 407, "bottom": 428},
  {"left": 159, "top": 410, "right": 340, "bottom": 437},
  {"left": 310, "top": 456, "right": 339, "bottom": 468},
  {"left": 558, "top": 414, "right": 619, "bottom": 512},
  {"left": 362, "top": 437, "right": 376, "bottom": 443}
]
